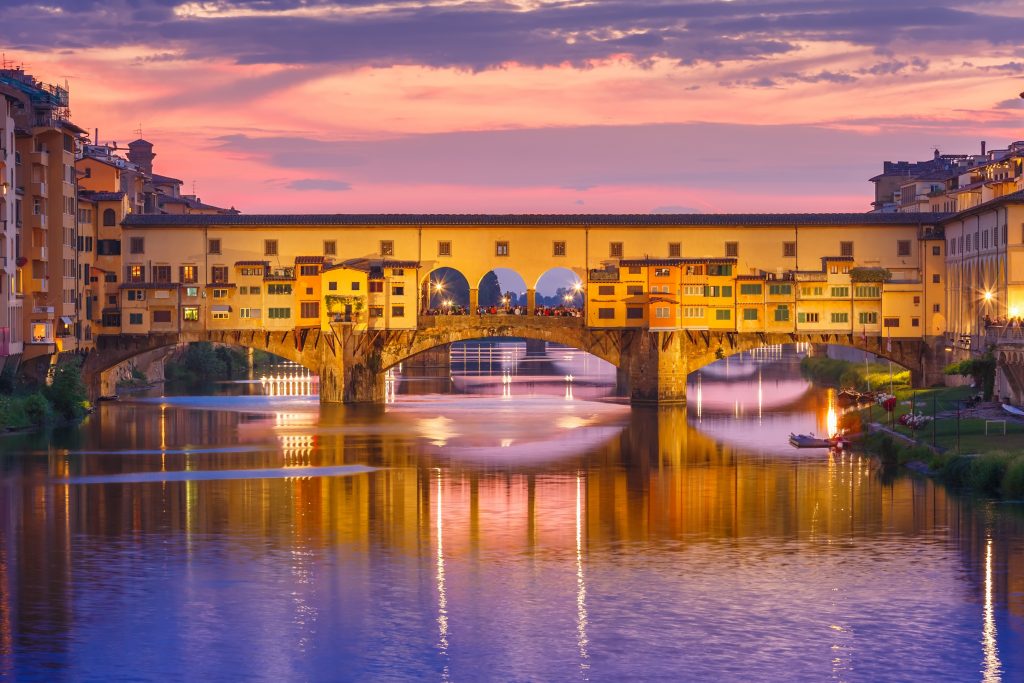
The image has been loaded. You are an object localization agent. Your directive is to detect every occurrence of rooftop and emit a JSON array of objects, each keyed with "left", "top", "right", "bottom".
[{"left": 123, "top": 212, "right": 951, "bottom": 228}]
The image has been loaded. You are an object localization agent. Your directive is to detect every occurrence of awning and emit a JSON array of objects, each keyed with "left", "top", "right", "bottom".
[
  {"left": 211, "top": 305, "right": 231, "bottom": 313},
  {"left": 60, "top": 316, "right": 73, "bottom": 325}
]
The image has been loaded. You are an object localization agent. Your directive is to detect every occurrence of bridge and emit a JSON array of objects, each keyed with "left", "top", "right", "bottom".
[{"left": 83, "top": 314, "right": 941, "bottom": 403}]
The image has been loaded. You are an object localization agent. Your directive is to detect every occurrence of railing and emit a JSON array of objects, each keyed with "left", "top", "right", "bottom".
[{"left": 985, "top": 325, "right": 1024, "bottom": 344}]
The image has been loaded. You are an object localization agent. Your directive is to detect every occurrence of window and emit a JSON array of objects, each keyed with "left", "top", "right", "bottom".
[
  {"left": 268, "top": 307, "right": 291, "bottom": 319},
  {"left": 212, "top": 310, "right": 229, "bottom": 320},
  {"left": 129, "top": 313, "right": 143, "bottom": 325},
  {"left": 597, "top": 308, "right": 615, "bottom": 320},
  {"left": 392, "top": 305, "right": 405, "bottom": 317},
  {"left": 392, "top": 285, "right": 405, "bottom": 296},
  {"left": 830, "top": 287, "right": 849, "bottom": 298},
  {"left": 840, "top": 241, "right": 853, "bottom": 257},
  {"left": 609, "top": 242, "right": 623, "bottom": 258},
  {"left": 300, "top": 302, "right": 320, "bottom": 318},
  {"left": 683, "top": 285, "right": 703, "bottom": 296},
  {"left": 626, "top": 285, "right": 644, "bottom": 295},
  {"left": 126, "top": 265, "right": 145, "bottom": 283},
  {"left": 127, "top": 290, "right": 145, "bottom": 301},
  {"left": 324, "top": 240, "right": 336, "bottom": 256},
  {"left": 300, "top": 265, "right": 319, "bottom": 276},
  {"left": 247, "top": 286, "right": 260, "bottom": 295},
  {"left": 211, "top": 266, "right": 229, "bottom": 283},
  {"left": 438, "top": 241, "right": 452, "bottom": 257},
  {"left": 715, "top": 309, "right": 731, "bottom": 320},
  {"left": 328, "top": 282, "right": 337, "bottom": 291},
  {"left": 685, "top": 265, "right": 704, "bottom": 275},
  {"left": 553, "top": 241, "right": 566, "bottom": 257},
  {"left": 208, "top": 238, "right": 221, "bottom": 255},
  {"left": 897, "top": 240, "right": 911, "bottom": 257},
  {"left": 983, "top": 231, "right": 989, "bottom": 249},
  {"left": 783, "top": 242, "right": 796, "bottom": 258},
  {"left": 212, "top": 289, "right": 228, "bottom": 299},
  {"left": 932, "top": 245, "right": 941, "bottom": 256},
  {"left": 855, "top": 285, "right": 880, "bottom": 298},
  {"left": 831, "top": 312, "right": 849, "bottom": 324},
  {"left": 107, "top": 295, "right": 118, "bottom": 305},
  {"left": 185, "top": 286, "right": 199, "bottom": 297},
  {"left": 153, "top": 266, "right": 171, "bottom": 283},
  {"left": 180, "top": 265, "right": 197, "bottom": 283},
  {"left": 739, "top": 284, "right": 762, "bottom": 295},
  {"left": 369, "top": 281, "right": 383, "bottom": 293},
  {"left": 496, "top": 241, "right": 509, "bottom": 257},
  {"left": 654, "top": 267, "right": 671, "bottom": 277},
  {"left": 102, "top": 208, "right": 116, "bottom": 226},
  {"left": 264, "top": 239, "right": 278, "bottom": 256},
  {"left": 704, "top": 285, "right": 719, "bottom": 297},
  {"left": 380, "top": 240, "right": 394, "bottom": 257},
  {"left": 774, "top": 305, "right": 789, "bottom": 322},
  {"left": 239, "top": 287, "right": 248, "bottom": 295},
  {"left": 240, "top": 267, "right": 263, "bottom": 277},
  {"left": 268, "top": 284, "right": 292, "bottom": 295},
  {"left": 858, "top": 312, "right": 878, "bottom": 324},
  {"left": 798, "top": 312, "right": 820, "bottom": 323},
  {"left": 97, "top": 239, "right": 121, "bottom": 256},
  {"left": 883, "top": 317, "right": 900, "bottom": 327},
  {"left": 655, "top": 307, "right": 671, "bottom": 319},
  {"left": 369, "top": 306, "right": 384, "bottom": 318},
  {"left": 912, "top": 318, "right": 920, "bottom": 327},
  {"left": 102, "top": 311, "right": 121, "bottom": 327},
  {"left": 913, "top": 296, "right": 920, "bottom": 305},
  {"left": 668, "top": 242, "right": 681, "bottom": 258},
  {"left": 725, "top": 242, "right": 738, "bottom": 258},
  {"left": 153, "top": 310, "right": 172, "bottom": 324},
  {"left": 802, "top": 286, "right": 823, "bottom": 297},
  {"left": 768, "top": 283, "right": 792, "bottom": 296},
  {"left": 129, "top": 237, "right": 144, "bottom": 254},
  {"left": 684, "top": 307, "right": 703, "bottom": 319},
  {"left": 598, "top": 285, "right": 615, "bottom": 296},
  {"left": 932, "top": 274, "right": 940, "bottom": 284},
  {"left": 722, "top": 286, "right": 732, "bottom": 298},
  {"left": 392, "top": 269, "right": 404, "bottom": 276},
  {"left": 183, "top": 307, "right": 199, "bottom": 321},
  {"left": 628, "top": 266, "right": 642, "bottom": 275},
  {"left": 626, "top": 306, "right": 644, "bottom": 319},
  {"left": 933, "top": 304, "right": 941, "bottom": 313},
  {"left": 743, "top": 308, "right": 758, "bottom": 321},
  {"left": 349, "top": 281, "right": 360, "bottom": 291},
  {"left": 707, "top": 264, "right": 732, "bottom": 276},
  {"left": 240, "top": 308, "right": 260, "bottom": 319}
]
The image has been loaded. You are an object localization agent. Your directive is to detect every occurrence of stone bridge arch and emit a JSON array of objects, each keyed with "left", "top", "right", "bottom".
[
  {"left": 83, "top": 328, "right": 329, "bottom": 398},
  {"left": 375, "top": 316, "right": 623, "bottom": 371}
]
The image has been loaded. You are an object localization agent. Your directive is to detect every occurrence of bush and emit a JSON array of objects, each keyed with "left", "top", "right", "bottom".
[
  {"left": 0, "top": 396, "right": 28, "bottom": 430},
  {"left": 968, "top": 452, "right": 1014, "bottom": 497},
  {"left": 21, "top": 393, "right": 52, "bottom": 426},
  {"left": 1002, "top": 456, "right": 1024, "bottom": 500},
  {"left": 44, "top": 355, "right": 89, "bottom": 421}
]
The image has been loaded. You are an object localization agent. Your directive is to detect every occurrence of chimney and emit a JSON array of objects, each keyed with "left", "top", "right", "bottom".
[{"left": 981, "top": 140, "right": 987, "bottom": 156}]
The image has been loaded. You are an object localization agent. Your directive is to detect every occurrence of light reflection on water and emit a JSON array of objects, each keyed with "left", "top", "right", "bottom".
[{"left": 0, "top": 344, "right": 1022, "bottom": 680}]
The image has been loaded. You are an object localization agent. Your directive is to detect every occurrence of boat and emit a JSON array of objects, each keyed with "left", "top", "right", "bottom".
[
  {"left": 1001, "top": 403, "right": 1024, "bottom": 417},
  {"left": 789, "top": 433, "right": 850, "bottom": 449}
]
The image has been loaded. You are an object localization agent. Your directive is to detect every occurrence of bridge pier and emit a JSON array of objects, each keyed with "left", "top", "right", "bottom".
[
  {"left": 619, "top": 331, "right": 687, "bottom": 404},
  {"left": 526, "top": 288, "right": 536, "bottom": 314}
]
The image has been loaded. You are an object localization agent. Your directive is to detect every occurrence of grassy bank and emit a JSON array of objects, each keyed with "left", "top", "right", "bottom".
[
  {"left": 0, "top": 356, "right": 91, "bottom": 431},
  {"left": 800, "top": 355, "right": 911, "bottom": 392}
]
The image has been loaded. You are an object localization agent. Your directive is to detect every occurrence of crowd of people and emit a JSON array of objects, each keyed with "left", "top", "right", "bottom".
[
  {"left": 422, "top": 305, "right": 582, "bottom": 317},
  {"left": 984, "top": 314, "right": 1023, "bottom": 329}
]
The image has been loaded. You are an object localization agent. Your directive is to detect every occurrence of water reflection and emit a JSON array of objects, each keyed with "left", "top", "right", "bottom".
[{"left": 0, "top": 344, "right": 1022, "bottom": 679}]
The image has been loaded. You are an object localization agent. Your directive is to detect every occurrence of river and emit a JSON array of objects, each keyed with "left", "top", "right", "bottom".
[{"left": 1, "top": 343, "right": 1023, "bottom": 681}]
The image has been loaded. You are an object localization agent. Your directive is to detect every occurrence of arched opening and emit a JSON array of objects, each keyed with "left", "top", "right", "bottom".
[
  {"left": 478, "top": 267, "right": 527, "bottom": 311},
  {"left": 102, "top": 208, "right": 116, "bottom": 226},
  {"left": 535, "top": 267, "right": 584, "bottom": 313},
  {"left": 423, "top": 267, "right": 470, "bottom": 314}
]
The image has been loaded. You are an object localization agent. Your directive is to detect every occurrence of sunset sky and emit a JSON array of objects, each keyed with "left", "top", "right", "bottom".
[{"left": 2, "top": 0, "right": 1024, "bottom": 214}]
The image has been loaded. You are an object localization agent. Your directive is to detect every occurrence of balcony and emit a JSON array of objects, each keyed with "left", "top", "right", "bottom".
[
  {"left": 32, "top": 305, "right": 55, "bottom": 315},
  {"left": 31, "top": 213, "right": 47, "bottom": 229},
  {"left": 30, "top": 279, "right": 48, "bottom": 293},
  {"left": 30, "top": 149, "right": 49, "bottom": 165},
  {"left": 32, "top": 181, "right": 47, "bottom": 197}
]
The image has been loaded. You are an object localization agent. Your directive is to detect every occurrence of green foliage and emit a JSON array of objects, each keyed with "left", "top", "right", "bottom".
[
  {"left": 478, "top": 271, "right": 503, "bottom": 307},
  {"left": 0, "top": 395, "right": 29, "bottom": 430},
  {"left": 1001, "top": 457, "right": 1024, "bottom": 500},
  {"left": 800, "top": 356, "right": 910, "bottom": 390},
  {"left": 43, "top": 356, "right": 89, "bottom": 421},
  {"left": 166, "top": 342, "right": 246, "bottom": 386},
  {"left": 944, "top": 352, "right": 996, "bottom": 399},
  {"left": 968, "top": 452, "right": 1014, "bottom": 497},
  {"left": 849, "top": 267, "right": 892, "bottom": 282},
  {"left": 939, "top": 455, "right": 975, "bottom": 490},
  {"left": 21, "top": 393, "right": 53, "bottom": 426}
]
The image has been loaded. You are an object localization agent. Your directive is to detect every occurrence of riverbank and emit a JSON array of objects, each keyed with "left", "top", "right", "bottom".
[
  {"left": 0, "top": 357, "right": 91, "bottom": 432},
  {"left": 842, "top": 382, "right": 1024, "bottom": 500}
]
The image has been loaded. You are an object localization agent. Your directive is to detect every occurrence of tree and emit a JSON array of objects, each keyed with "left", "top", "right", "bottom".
[
  {"left": 478, "top": 271, "right": 503, "bottom": 307},
  {"left": 44, "top": 355, "right": 89, "bottom": 420},
  {"left": 945, "top": 352, "right": 996, "bottom": 400}
]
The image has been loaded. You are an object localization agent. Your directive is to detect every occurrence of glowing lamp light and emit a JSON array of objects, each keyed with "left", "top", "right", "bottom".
[
  {"left": 572, "top": 281, "right": 583, "bottom": 293},
  {"left": 433, "top": 281, "right": 444, "bottom": 293},
  {"left": 1011, "top": 306, "right": 1020, "bottom": 318},
  {"left": 564, "top": 294, "right": 573, "bottom": 303},
  {"left": 983, "top": 290, "right": 993, "bottom": 302}
]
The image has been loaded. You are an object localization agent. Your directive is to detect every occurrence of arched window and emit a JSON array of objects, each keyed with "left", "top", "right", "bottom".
[{"left": 102, "top": 208, "right": 116, "bottom": 226}]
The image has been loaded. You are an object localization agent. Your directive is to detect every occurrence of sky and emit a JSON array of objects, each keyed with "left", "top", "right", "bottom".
[{"left": 2, "top": 0, "right": 1024, "bottom": 214}]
